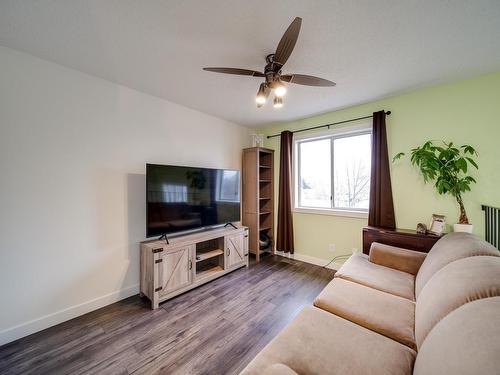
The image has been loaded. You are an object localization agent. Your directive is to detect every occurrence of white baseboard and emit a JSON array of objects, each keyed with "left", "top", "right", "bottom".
[
  {"left": 0, "top": 283, "right": 139, "bottom": 346},
  {"left": 275, "top": 251, "right": 346, "bottom": 271}
]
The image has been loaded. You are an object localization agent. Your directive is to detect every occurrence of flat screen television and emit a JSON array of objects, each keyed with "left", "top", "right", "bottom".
[{"left": 146, "top": 164, "right": 241, "bottom": 238}]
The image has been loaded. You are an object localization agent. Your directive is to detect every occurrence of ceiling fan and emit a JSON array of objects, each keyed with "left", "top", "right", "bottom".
[{"left": 203, "top": 17, "right": 336, "bottom": 109}]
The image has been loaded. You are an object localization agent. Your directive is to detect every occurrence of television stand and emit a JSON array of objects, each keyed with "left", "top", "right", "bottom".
[
  {"left": 158, "top": 233, "right": 170, "bottom": 244},
  {"left": 224, "top": 222, "right": 238, "bottom": 229},
  {"left": 140, "top": 225, "right": 249, "bottom": 309}
]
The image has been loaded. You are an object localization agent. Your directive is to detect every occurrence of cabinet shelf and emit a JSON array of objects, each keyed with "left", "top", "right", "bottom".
[
  {"left": 259, "top": 246, "right": 273, "bottom": 254},
  {"left": 259, "top": 179, "right": 271, "bottom": 183},
  {"left": 259, "top": 197, "right": 271, "bottom": 200},
  {"left": 196, "top": 265, "right": 224, "bottom": 281},
  {"left": 259, "top": 211, "right": 271, "bottom": 215},
  {"left": 196, "top": 249, "right": 224, "bottom": 262},
  {"left": 259, "top": 226, "right": 271, "bottom": 231}
]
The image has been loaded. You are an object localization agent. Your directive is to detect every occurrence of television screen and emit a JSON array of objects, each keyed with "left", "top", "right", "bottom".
[{"left": 146, "top": 164, "right": 241, "bottom": 237}]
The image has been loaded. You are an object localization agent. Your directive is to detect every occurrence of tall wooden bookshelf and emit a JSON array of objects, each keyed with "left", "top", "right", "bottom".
[{"left": 242, "top": 147, "right": 275, "bottom": 261}]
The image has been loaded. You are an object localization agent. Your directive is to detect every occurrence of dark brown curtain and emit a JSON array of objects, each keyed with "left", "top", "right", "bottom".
[
  {"left": 368, "top": 111, "right": 396, "bottom": 228},
  {"left": 277, "top": 131, "right": 295, "bottom": 253}
]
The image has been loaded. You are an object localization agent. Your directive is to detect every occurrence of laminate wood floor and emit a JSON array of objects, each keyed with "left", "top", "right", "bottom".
[{"left": 0, "top": 255, "right": 335, "bottom": 375}]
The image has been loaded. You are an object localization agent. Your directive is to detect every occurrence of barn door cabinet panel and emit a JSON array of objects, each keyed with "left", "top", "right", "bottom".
[
  {"left": 158, "top": 245, "right": 194, "bottom": 297},
  {"left": 141, "top": 226, "right": 248, "bottom": 309},
  {"left": 226, "top": 232, "right": 248, "bottom": 269}
]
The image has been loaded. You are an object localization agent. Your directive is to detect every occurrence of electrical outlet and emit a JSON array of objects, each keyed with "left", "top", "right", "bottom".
[{"left": 328, "top": 244, "right": 336, "bottom": 253}]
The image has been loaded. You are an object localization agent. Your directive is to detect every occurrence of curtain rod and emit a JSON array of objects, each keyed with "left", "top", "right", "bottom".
[{"left": 266, "top": 110, "right": 391, "bottom": 139}]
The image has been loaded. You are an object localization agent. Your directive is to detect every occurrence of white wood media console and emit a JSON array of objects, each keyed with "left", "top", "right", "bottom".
[{"left": 140, "top": 226, "right": 249, "bottom": 309}]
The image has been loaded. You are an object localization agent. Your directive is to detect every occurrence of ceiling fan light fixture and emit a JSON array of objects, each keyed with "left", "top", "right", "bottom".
[
  {"left": 255, "top": 83, "right": 267, "bottom": 105},
  {"left": 255, "top": 97, "right": 266, "bottom": 105},
  {"left": 273, "top": 96, "right": 283, "bottom": 108},
  {"left": 274, "top": 83, "right": 287, "bottom": 97}
]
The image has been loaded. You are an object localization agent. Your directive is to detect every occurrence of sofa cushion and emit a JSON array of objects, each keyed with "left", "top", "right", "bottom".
[
  {"left": 415, "top": 232, "right": 499, "bottom": 297},
  {"left": 261, "top": 364, "right": 299, "bottom": 375},
  {"left": 415, "top": 256, "right": 500, "bottom": 349},
  {"left": 314, "top": 278, "right": 416, "bottom": 349},
  {"left": 240, "top": 306, "right": 416, "bottom": 375},
  {"left": 414, "top": 297, "right": 500, "bottom": 375},
  {"left": 335, "top": 252, "right": 415, "bottom": 300}
]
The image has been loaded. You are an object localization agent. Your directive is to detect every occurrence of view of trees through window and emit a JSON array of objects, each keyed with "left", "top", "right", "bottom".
[
  {"left": 297, "top": 132, "right": 371, "bottom": 210},
  {"left": 298, "top": 138, "right": 331, "bottom": 208}
]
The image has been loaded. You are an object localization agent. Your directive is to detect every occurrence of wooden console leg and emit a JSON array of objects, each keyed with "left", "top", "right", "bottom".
[{"left": 152, "top": 295, "right": 159, "bottom": 310}]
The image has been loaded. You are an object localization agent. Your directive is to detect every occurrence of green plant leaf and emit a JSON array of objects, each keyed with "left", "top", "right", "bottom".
[
  {"left": 462, "top": 145, "right": 477, "bottom": 155},
  {"left": 392, "top": 152, "right": 405, "bottom": 162},
  {"left": 466, "top": 157, "right": 478, "bottom": 169},
  {"left": 422, "top": 141, "right": 432, "bottom": 149},
  {"left": 456, "top": 158, "right": 467, "bottom": 173}
]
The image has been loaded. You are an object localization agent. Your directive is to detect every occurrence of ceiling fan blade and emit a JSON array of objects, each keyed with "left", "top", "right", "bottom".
[
  {"left": 274, "top": 17, "right": 302, "bottom": 67},
  {"left": 281, "top": 74, "right": 336, "bottom": 87},
  {"left": 203, "top": 67, "right": 265, "bottom": 77}
]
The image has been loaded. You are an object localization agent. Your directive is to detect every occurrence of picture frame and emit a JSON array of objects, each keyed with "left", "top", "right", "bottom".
[{"left": 428, "top": 214, "right": 446, "bottom": 235}]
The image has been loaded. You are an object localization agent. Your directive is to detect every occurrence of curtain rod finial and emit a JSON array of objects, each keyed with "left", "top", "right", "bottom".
[{"left": 386, "top": 110, "right": 391, "bottom": 115}]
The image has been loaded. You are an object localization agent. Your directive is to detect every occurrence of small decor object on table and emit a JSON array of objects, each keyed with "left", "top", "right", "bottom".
[
  {"left": 416, "top": 223, "right": 428, "bottom": 234},
  {"left": 393, "top": 141, "right": 478, "bottom": 233},
  {"left": 251, "top": 133, "right": 265, "bottom": 147},
  {"left": 428, "top": 214, "right": 446, "bottom": 235}
]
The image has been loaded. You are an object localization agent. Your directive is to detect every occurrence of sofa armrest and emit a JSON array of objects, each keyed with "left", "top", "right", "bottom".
[{"left": 369, "top": 242, "right": 427, "bottom": 275}]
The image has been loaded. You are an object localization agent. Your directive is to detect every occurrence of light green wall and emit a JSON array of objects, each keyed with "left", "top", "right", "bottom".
[{"left": 261, "top": 71, "right": 500, "bottom": 263}]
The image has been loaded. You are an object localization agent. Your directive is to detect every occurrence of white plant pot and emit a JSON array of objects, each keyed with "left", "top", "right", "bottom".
[{"left": 453, "top": 223, "right": 474, "bottom": 233}]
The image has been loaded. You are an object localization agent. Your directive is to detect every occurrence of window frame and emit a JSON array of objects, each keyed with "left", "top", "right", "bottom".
[{"left": 293, "top": 124, "right": 372, "bottom": 218}]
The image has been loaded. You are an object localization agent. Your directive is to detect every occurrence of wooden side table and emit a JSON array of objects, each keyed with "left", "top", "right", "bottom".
[{"left": 362, "top": 226, "right": 443, "bottom": 255}]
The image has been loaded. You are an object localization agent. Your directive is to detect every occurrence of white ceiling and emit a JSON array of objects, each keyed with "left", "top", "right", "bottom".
[{"left": 1, "top": 1, "right": 499, "bottom": 127}]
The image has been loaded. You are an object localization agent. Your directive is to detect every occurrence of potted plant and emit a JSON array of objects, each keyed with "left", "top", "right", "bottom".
[{"left": 393, "top": 141, "right": 478, "bottom": 233}]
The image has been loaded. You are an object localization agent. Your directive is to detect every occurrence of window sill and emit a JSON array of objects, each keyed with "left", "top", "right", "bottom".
[{"left": 293, "top": 207, "right": 368, "bottom": 219}]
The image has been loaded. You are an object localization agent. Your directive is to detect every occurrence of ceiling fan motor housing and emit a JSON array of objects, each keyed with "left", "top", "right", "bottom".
[{"left": 264, "top": 54, "right": 283, "bottom": 87}]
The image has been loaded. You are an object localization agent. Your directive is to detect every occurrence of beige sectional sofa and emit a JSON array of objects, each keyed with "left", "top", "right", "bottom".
[{"left": 240, "top": 233, "right": 500, "bottom": 375}]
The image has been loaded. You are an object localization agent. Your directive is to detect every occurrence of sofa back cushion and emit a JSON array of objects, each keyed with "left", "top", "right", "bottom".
[
  {"left": 415, "top": 232, "right": 499, "bottom": 297},
  {"left": 415, "top": 256, "right": 500, "bottom": 349},
  {"left": 413, "top": 297, "right": 500, "bottom": 375}
]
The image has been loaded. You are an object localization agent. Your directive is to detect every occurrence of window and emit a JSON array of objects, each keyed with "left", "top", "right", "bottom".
[
  {"left": 163, "top": 184, "right": 188, "bottom": 203},
  {"left": 216, "top": 170, "right": 240, "bottom": 202},
  {"left": 295, "top": 127, "right": 371, "bottom": 215}
]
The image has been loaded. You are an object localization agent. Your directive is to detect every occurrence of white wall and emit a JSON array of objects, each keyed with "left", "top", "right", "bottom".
[{"left": 0, "top": 46, "right": 251, "bottom": 344}]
